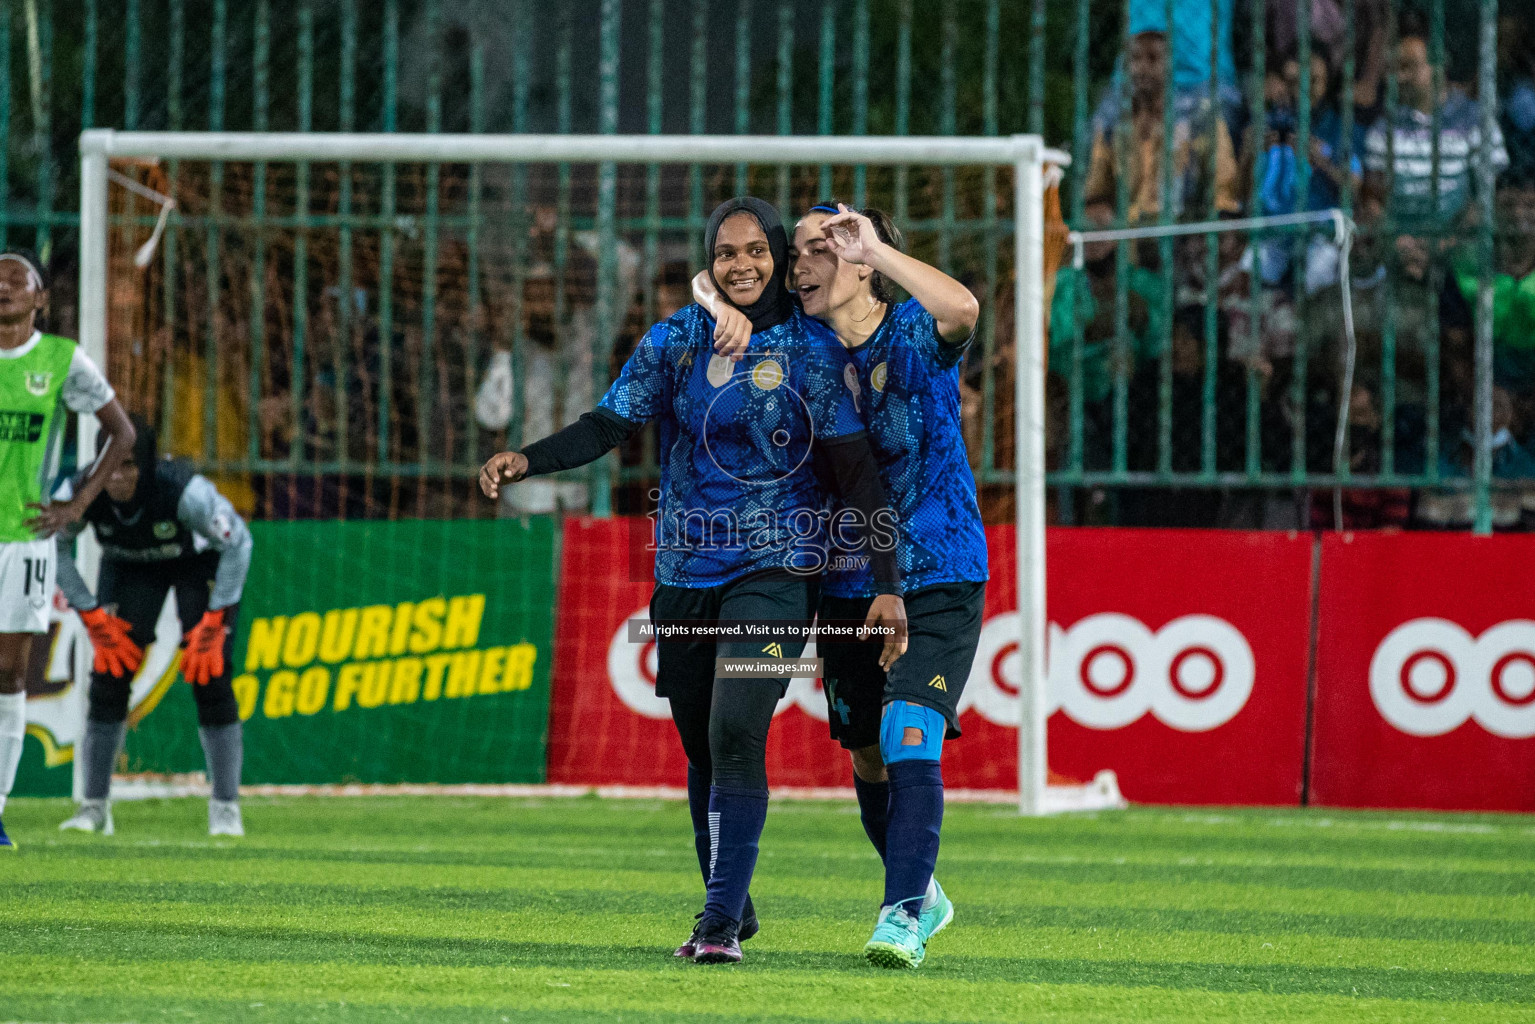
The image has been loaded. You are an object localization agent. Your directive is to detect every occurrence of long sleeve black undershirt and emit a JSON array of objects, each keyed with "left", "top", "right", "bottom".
[
  {"left": 520, "top": 408, "right": 639, "bottom": 477},
  {"left": 521, "top": 411, "right": 901, "bottom": 595},
  {"left": 815, "top": 431, "right": 902, "bottom": 596}
]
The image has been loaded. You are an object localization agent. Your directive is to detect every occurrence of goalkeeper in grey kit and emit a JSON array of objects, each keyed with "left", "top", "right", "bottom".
[{"left": 55, "top": 416, "right": 253, "bottom": 837}]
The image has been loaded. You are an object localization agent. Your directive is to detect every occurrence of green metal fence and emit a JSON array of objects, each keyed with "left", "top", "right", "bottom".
[{"left": 0, "top": 0, "right": 1520, "bottom": 529}]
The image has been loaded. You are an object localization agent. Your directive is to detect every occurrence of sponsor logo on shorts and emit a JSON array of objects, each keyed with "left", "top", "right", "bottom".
[{"left": 1369, "top": 618, "right": 1535, "bottom": 738}]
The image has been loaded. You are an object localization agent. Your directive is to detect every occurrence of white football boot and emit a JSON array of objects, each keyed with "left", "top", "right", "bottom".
[
  {"left": 208, "top": 798, "right": 244, "bottom": 837},
  {"left": 59, "top": 799, "right": 114, "bottom": 836}
]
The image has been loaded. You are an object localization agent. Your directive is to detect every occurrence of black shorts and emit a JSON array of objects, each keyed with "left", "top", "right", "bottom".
[
  {"left": 648, "top": 569, "right": 818, "bottom": 703},
  {"left": 817, "top": 581, "right": 986, "bottom": 749}
]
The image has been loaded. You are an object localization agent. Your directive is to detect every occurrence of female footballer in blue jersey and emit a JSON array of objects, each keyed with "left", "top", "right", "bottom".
[
  {"left": 698, "top": 201, "right": 985, "bottom": 968},
  {"left": 480, "top": 197, "right": 907, "bottom": 965}
]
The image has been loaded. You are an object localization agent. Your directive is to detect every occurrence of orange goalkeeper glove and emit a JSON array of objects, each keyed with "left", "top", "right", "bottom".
[
  {"left": 181, "top": 608, "right": 228, "bottom": 685},
  {"left": 79, "top": 607, "right": 144, "bottom": 678}
]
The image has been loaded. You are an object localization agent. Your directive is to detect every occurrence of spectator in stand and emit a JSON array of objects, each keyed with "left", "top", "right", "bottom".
[
  {"left": 1416, "top": 386, "right": 1535, "bottom": 530},
  {"left": 1327, "top": 22, "right": 1509, "bottom": 474},
  {"left": 1362, "top": 26, "right": 1508, "bottom": 231},
  {"left": 473, "top": 217, "right": 639, "bottom": 517},
  {"left": 1123, "top": 0, "right": 1240, "bottom": 131},
  {"left": 1046, "top": 253, "right": 1169, "bottom": 475},
  {"left": 1232, "top": 44, "right": 1363, "bottom": 380},
  {"left": 1500, "top": 14, "right": 1535, "bottom": 187},
  {"left": 1083, "top": 31, "right": 1242, "bottom": 238},
  {"left": 1265, "top": 0, "right": 1389, "bottom": 114},
  {"left": 1308, "top": 384, "right": 1413, "bottom": 530},
  {"left": 1120, "top": 306, "right": 1249, "bottom": 526},
  {"left": 1451, "top": 184, "right": 1535, "bottom": 449},
  {"left": 1080, "top": 28, "right": 1239, "bottom": 503}
]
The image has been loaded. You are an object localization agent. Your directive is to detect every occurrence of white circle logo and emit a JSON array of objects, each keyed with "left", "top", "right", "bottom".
[
  {"left": 1369, "top": 618, "right": 1535, "bottom": 738},
  {"left": 607, "top": 609, "right": 668, "bottom": 719}
]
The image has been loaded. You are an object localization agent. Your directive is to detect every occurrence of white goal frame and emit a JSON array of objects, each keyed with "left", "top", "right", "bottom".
[{"left": 76, "top": 129, "right": 1079, "bottom": 814}]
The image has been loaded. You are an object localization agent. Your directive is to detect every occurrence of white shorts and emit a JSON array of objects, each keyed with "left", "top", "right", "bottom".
[{"left": 0, "top": 537, "right": 56, "bottom": 634}]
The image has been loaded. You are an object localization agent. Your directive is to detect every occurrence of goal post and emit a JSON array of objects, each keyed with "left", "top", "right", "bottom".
[{"left": 76, "top": 129, "right": 1071, "bottom": 813}]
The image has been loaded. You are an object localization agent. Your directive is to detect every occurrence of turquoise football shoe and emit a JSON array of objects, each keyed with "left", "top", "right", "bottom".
[
  {"left": 863, "top": 904, "right": 924, "bottom": 969},
  {"left": 918, "top": 878, "right": 953, "bottom": 944}
]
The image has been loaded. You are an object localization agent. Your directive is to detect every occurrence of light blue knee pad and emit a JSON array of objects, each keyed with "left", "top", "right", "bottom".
[{"left": 880, "top": 700, "right": 945, "bottom": 763}]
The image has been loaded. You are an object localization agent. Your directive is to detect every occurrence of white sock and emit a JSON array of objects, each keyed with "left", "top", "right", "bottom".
[
  {"left": 0, "top": 690, "right": 27, "bottom": 816},
  {"left": 921, "top": 876, "right": 940, "bottom": 911}
]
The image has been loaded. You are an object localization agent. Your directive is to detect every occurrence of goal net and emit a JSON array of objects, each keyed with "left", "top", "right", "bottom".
[{"left": 75, "top": 130, "right": 1079, "bottom": 812}]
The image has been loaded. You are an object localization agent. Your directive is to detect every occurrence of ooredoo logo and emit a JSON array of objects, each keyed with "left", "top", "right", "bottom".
[
  {"left": 608, "top": 607, "right": 1254, "bottom": 732},
  {"left": 1369, "top": 618, "right": 1535, "bottom": 738},
  {"left": 963, "top": 612, "right": 1255, "bottom": 732}
]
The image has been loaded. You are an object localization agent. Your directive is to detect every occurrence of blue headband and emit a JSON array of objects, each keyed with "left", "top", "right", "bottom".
[{"left": 809, "top": 204, "right": 842, "bottom": 215}]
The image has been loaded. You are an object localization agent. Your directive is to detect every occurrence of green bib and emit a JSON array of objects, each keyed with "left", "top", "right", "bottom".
[{"left": 0, "top": 333, "right": 77, "bottom": 542}]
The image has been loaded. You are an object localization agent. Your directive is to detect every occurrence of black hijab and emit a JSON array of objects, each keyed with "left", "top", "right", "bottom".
[
  {"left": 98, "top": 414, "right": 158, "bottom": 511},
  {"left": 704, "top": 197, "right": 794, "bottom": 333}
]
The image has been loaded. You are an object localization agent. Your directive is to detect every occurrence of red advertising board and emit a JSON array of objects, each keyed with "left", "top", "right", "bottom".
[
  {"left": 549, "top": 519, "right": 1314, "bottom": 805},
  {"left": 1031, "top": 528, "right": 1313, "bottom": 805},
  {"left": 547, "top": 517, "right": 850, "bottom": 790},
  {"left": 1310, "top": 532, "right": 1535, "bottom": 813}
]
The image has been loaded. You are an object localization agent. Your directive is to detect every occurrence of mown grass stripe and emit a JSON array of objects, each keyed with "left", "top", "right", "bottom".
[
  {"left": 25, "top": 835, "right": 1533, "bottom": 903},
  {"left": 2, "top": 797, "right": 1531, "bottom": 1024},
  {"left": 6, "top": 878, "right": 1535, "bottom": 947}
]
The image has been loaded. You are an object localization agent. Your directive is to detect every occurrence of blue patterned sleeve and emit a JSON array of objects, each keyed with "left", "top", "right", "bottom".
[
  {"left": 895, "top": 298, "right": 972, "bottom": 370},
  {"left": 800, "top": 319, "right": 867, "bottom": 442},
  {"left": 598, "top": 321, "right": 671, "bottom": 424}
]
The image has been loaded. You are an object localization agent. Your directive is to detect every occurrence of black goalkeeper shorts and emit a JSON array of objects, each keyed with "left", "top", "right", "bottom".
[{"left": 817, "top": 581, "right": 985, "bottom": 749}]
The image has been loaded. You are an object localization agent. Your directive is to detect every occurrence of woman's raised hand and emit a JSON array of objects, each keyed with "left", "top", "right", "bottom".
[{"left": 820, "top": 203, "right": 882, "bottom": 266}]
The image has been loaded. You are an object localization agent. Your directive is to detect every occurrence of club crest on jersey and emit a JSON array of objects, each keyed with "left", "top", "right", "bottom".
[
  {"left": 870, "top": 361, "right": 889, "bottom": 393},
  {"left": 24, "top": 371, "right": 52, "bottom": 397},
  {"left": 706, "top": 354, "right": 734, "bottom": 388},
  {"left": 153, "top": 520, "right": 178, "bottom": 540},
  {"left": 751, "top": 359, "right": 785, "bottom": 391}
]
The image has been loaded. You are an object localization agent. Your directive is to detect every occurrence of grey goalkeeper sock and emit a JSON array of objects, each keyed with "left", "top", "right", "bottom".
[
  {"left": 198, "top": 723, "right": 243, "bottom": 803},
  {"left": 82, "top": 720, "right": 126, "bottom": 802}
]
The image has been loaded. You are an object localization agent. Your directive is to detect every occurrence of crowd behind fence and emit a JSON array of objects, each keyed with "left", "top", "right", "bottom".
[{"left": 1, "top": 0, "right": 1528, "bottom": 530}]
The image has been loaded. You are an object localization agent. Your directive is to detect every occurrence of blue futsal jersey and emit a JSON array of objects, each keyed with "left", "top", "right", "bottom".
[
  {"left": 600, "top": 304, "right": 866, "bottom": 588},
  {"left": 823, "top": 299, "right": 989, "bottom": 598}
]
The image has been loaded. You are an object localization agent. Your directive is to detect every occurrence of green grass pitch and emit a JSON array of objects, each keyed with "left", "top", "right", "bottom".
[{"left": 1, "top": 796, "right": 1531, "bottom": 1023}]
